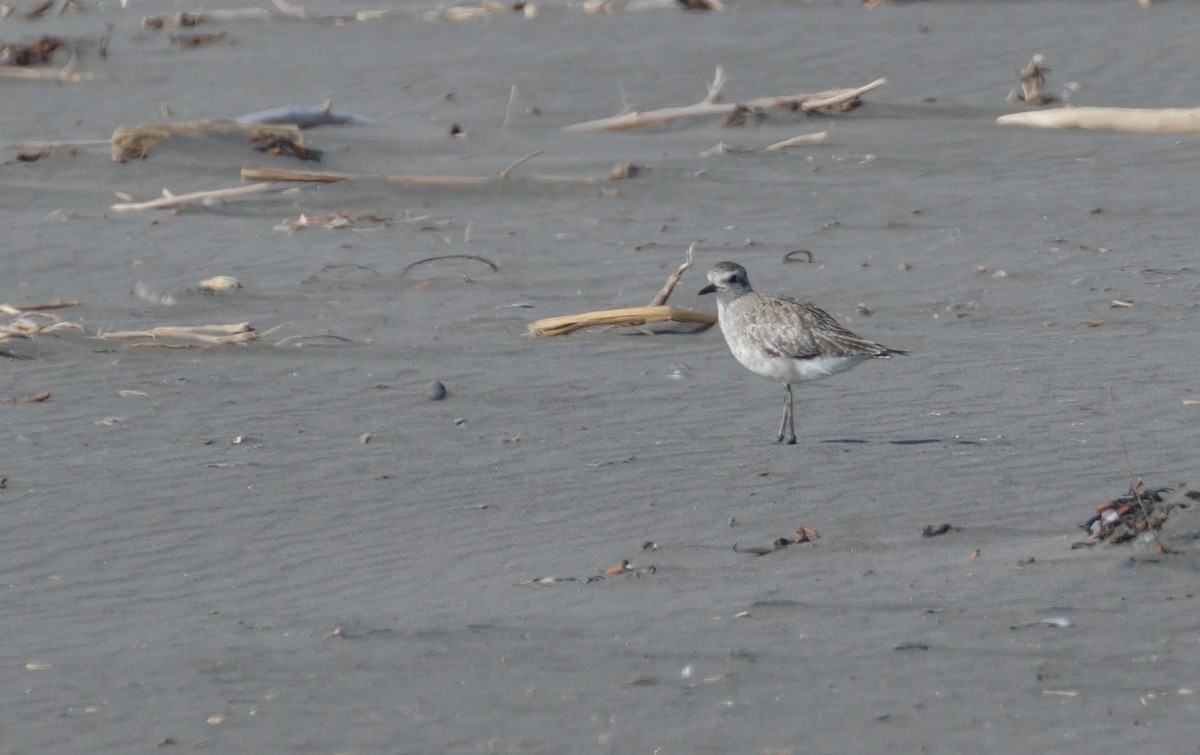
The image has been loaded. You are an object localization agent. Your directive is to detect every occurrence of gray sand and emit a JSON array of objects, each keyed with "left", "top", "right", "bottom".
[{"left": 3, "top": 0, "right": 1200, "bottom": 752}]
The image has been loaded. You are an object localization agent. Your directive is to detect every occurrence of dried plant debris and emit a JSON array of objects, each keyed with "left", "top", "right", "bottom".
[
  {"left": 1008, "top": 54, "right": 1055, "bottom": 105},
  {"left": 1078, "top": 478, "right": 1196, "bottom": 546},
  {"left": 734, "top": 527, "right": 821, "bottom": 556},
  {"left": 169, "top": 31, "right": 228, "bottom": 48},
  {"left": 0, "top": 35, "right": 63, "bottom": 65}
]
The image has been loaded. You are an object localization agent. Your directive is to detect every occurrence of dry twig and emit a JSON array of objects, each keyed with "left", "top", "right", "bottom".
[
  {"left": 528, "top": 245, "right": 716, "bottom": 336},
  {"left": 565, "top": 67, "right": 886, "bottom": 132}
]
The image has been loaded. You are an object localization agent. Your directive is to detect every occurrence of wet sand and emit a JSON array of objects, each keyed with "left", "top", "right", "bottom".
[{"left": 3, "top": 0, "right": 1200, "bottom": 751}]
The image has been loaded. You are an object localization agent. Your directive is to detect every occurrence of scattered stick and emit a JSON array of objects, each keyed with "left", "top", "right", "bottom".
[
  {"left": 997, "top": 106, "right": 1200, "bottom": 133},
  {"left": 565, "top": 68, "right": 886, "bottom": 132},
  {"left": 529, "top": 244, "right": 716, "bottom": 336},
  {"left": 110, "top": 182, "right": 299, "bottom": 213},
  {"left": 648, "top": 242, "right": 697, "bottom": 306},
  {"left": 99, "top": 322, "right": 259, "bottom": 347},
  {"left": 528, "top": 306, "right": 714, "bottom": 337},
  {"left": 110, "top": 121, "right": 306, "bottom": 162},
  {"left": 502, "top": 84, "right": 518, "bottom": 128},
  {"left": 0, "top": 300, "right": 81, "bottom": 313},
  {"left": 241, "top": 163, "right": 600, "bottom": 185},
  {"left": 765, "top": 130, "right": 828, "bottom": 151},
  {"left": 400, "top": 255, "right": 498, "bottom": 279},
  {"left": 169, "top": 31, "right": 228, "bottom": 48},
  {"left": 498, "top": 148, "right": 544, "bottom": 179}
]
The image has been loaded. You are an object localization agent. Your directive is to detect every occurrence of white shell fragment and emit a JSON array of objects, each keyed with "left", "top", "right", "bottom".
[{"left": 199, "top": 276, "right": 242, "bottom": 294}]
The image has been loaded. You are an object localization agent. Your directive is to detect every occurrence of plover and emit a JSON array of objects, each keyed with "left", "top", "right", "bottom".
[{"left": 699, "top": 261, "right": 905, "bottom": 444}]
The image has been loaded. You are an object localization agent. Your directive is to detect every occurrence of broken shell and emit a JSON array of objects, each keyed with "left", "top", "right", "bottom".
[
  {"left": 604, "top": 559, "right": 632, "bottom": 576},
  {"left": 199, "top": 275, "right": 242, "bottom": 293}
]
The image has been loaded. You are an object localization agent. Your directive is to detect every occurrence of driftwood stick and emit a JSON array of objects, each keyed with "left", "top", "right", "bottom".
[
  {"left": 766, "top": 131, "right": 828, "bottom": 151},
  {"left": 647, "top": 243, "right": 697, "bottom": 306},
  {"left": 528, "top": 306, "right": 715, "bottom": 337},
  {"left": 110, "top": 182, "right": 298, "bottom": 212},
  {"left": 240, "top": 164, "right": 598, "bottom": 186},
  {"left": 996, "top": 106, "right": 1200, "bottom": 133},
  {"left": 498, "top": 148, "right": 544, "bottom": 179},
  {"left": 564, "top": 69, "right": 886, "bottom": 133},
  {"left": 0, "top": 300, "right": 81, "bottom": 313}
]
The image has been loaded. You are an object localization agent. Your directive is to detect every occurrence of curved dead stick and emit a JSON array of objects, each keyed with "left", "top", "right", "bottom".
[
  {"left": 400, "top": 255, "right": 499, "bottom": 279},
  {"left": 997, "top": 106, "right": 1200, "bottom": 133}
]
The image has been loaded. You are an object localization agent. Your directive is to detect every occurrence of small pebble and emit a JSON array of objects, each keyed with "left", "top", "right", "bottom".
[{"left": 425, "top": 380, "right": 447, "bottom": 400}]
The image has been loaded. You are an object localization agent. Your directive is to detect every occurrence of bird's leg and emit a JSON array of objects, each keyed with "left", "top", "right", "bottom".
[{"left": 778, "top": 384, "right": 797, "bottom": 444}]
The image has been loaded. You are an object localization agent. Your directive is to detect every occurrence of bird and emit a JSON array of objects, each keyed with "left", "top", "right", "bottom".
[{"left": 698, "top": 261, "right": 905, "bottom": 444}]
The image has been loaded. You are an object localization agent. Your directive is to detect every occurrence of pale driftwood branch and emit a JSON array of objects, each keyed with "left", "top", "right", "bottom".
[
  {"left": 565, "top": 69, "right": 886, "bottom": 133},
  {"left": 528, "top": 306, "right": 714, "bottom": 337},
  {"left": 110, "top": 182, "right": 298, "bottom": 212},
  {"left": 0, "top": 300, "right": 81, "bottom": 314},
  {"left": 647, "top": 243, "right": 697, "bottom": 306},
  {"left": 531, "top": 244, "right": 714, "bottom": 336},
  {"left": 766, "top": 131, "right": 828, "bottom": 151},
  {"left": 99, "top": 322, "right": 258, "bottom": 346},
  {"left": 111, "top": 121, "right": 305, "bottom": 162},
  {"left": 996, "top": 106, "right": 1200, "bottom": 133},
  {"left": 240, "top": 164, "right": 599, "bottom": 186}
]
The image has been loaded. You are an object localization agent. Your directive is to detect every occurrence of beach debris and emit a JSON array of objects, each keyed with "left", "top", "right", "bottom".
[
  {"left": 565, "top": 67, "right": 886, "bottom": 132},
  {"left": 142, "top": 8, "right": 272, "bottom": 28},
  {"left": 92, "top": 322, "right": 258, "bottom": 347},
  {"left": 529, "top": 243, "right": 716, "bottom": 336},
  {"left": 734, "top": 526, "right": 821, "bottom": 556},
  {"left": 199, "top": 275, "right": 241, "bottom": 294},
  {"left": 110, "top": 122, "right": 308, "bottom": 162},
  {"left": 1111, "top": 299, "right": 1134, "bottom": 308},
  {"left": 998, "top": 105, "right": 1200, "bottom": 133},
  {"left": 2, "top": 390, "right": 51, "bottom": 403},
  {"left": 0, "top": 51, "right": 93, "bottom": 81},
  {"left": 235, "top": 100, "right": 371, "bottom": 129},
  {"left": 921, "top": 523, "right": 956, "bottom": 537},
  {"left": 1011, "top": 617, "right": 1074, "bottom": 631},
  {"left": 765, "top": 131, "right": 828, "bottom": 152},
  {"left": 168, "top": 31, "right": 227, "bottom": 48},
  {"left": 425, "top": 380, "right": 448, "bottom": 400},
  {"left": 273, "top": 211, "right": 393, "bottom": 232},
  {"left": 400, "top": 254, "right": 497, "bottom": 280},
  {"left": 240, "top": 161, "right": 602, "bottom": 186},
  {"left": 1008, "top": 54, "right": 1054, "bottom": 105},
  {"left": 1078, "top": 478, "right": 1194, "bottom": 547},
  {"left": 424, "top": 2, "right": 532, "bottom": 23},
  {"left": 675, "top": 0, "right": 724, "bottom": 10},
  {"left": 604, "top": 559, "right": 633, "bottom": 575},
  {"left": 143, "top": 0, "right": 392, "bottom": 28},
  {"left": 0, "top": 35, "right": 64, "bottom": 65},
  {"left": 324, "top": 626, "right": 346, "bottom": 640},
  {"left": 111, "top": 182, "right": 300, "bottom": 212},
  {"left": 518, "top": 576, "right": 578, "bottom": 586}
]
